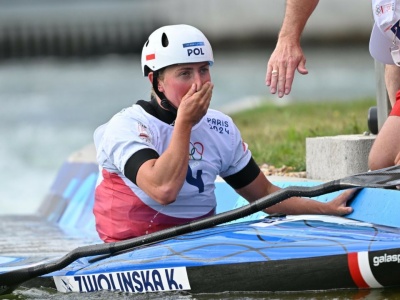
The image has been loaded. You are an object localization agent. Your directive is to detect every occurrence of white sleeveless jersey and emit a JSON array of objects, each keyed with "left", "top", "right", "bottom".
[{"left": 93, "top": 104, "right": 252, "bottom": 241}]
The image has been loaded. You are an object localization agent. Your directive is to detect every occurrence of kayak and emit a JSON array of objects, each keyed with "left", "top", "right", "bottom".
[
  {"left": 50, "top": 215, "right": 400, "bottom": 293},
  {"left": 1, "top": 148, "right": 400, "bottom": 295}
]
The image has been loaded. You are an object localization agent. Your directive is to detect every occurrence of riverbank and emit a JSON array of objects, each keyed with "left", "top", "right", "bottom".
[{"left": 231, "top": 98, "right": 376, "bottom": 171}]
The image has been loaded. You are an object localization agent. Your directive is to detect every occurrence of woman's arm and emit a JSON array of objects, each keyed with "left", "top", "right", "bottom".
[{"left": 235, "top": 171, "right": 354, "bottom": 216}]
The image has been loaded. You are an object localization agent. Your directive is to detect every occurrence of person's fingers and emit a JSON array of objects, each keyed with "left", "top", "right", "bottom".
[
  {"left": 202, "top": 83, "right": 213, "bottom": 107},
  {"left": 276, "top": 57, "right": 309, "bottom": 97},
  {"left": 193, "top": 82, "right": 211, "bottom": 101},
  {"left": 283, "top": 60, "right": 299, "bottom": 96},
  {"left": 269, "top": 67, "right": 279, "bottom": 95},
  {"left": 182, "top": 83, "right": 197, "bottom": 101},
  {"left": 265, "top": 64, "right": 275, "bottom": 87},
  {"left": 276, "top": 61, "right": 288, "bottom": 98},
  {"left": 204, "top": 82, "right": 214, "bottom": 97},
  {"left": 277, "top": 76, "right": 285, "bottom": 98},
  {"left": 296, "top": 57, "right": 309, "bottom": 75},
  {"left": 336, "top": 188, "right": 360, "bottom": 215},
  {"left": 199, "top": 81, "right": 212, "bottom": 94},
  {"left": 191, "top": 82, "right": 213, "bottom": 111},
  {"left": 267, "top": 47, "right": 310, "bottom": 97},
  {"left": 338, "top": 206, "right": 353, "bottom": 215}
]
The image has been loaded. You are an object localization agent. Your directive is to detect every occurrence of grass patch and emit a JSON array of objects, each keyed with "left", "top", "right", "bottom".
[{"left": 230, "top": 98, "right": 376, "bottom": 171}]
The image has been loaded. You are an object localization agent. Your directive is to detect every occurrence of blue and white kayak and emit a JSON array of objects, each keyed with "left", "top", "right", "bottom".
[
  {"left": 1, "top": 149, "right": 400, "bottom": 295},
  {"left": 49, "top": 214, "right": 400, "bottom": 294}
]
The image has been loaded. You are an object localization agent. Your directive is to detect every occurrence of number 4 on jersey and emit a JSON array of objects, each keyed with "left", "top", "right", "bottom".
[{"left": 186, "top": 165, "right": 204, "bottom": 193}]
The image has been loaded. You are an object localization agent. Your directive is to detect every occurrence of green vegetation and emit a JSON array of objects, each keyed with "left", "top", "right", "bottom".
[{"left": 230, "top": 98, "right": 376, "bottom": 171}]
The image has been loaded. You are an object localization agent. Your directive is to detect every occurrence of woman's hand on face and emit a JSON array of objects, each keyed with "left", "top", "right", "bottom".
[{"left": 178, "top": 82, "right": 214, "bottom": 126}]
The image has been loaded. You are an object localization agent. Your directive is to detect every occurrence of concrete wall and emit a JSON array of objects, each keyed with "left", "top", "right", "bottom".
[{"left": 306, "top": 134, "right": 376, "bottom": 180}]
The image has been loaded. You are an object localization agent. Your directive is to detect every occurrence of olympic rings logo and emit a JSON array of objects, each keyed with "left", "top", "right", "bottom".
[{"left": 189, "top": 141, "right": 204, "bottom": 160}]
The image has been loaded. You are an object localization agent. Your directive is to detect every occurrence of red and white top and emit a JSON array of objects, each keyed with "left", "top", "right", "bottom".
[{"left": 93, "top": 104, "right": 252, "bottom": 242}]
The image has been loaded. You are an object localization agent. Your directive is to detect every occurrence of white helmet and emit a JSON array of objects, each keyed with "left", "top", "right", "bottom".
[{"left": 141, "top": 24, "right": 214, "bottom": 76}]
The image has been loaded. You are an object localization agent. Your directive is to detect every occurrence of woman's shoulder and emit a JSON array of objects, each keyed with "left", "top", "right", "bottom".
[
  {"left": 206, "top": 108, "right": 233, "bottom": 121},
  {"left": 110, "top": 104, "right": 155, "bottom": 123}
]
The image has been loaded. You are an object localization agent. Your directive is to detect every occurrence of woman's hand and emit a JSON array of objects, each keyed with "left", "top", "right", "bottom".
[
  {"left": 324, "top": 188, "right": 360, "bottom": 216},
  {"left": 177, "top": 82, "right": 213, "bottom": 126}
]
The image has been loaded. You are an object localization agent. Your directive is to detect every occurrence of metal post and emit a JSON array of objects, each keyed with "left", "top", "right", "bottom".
[{"left": 374, "top": 60, "right": 391, "bottom": 130}]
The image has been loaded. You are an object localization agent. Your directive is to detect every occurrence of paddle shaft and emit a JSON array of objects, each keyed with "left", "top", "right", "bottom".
[{"left": 1, "top": 165, "right": 400, "bottom": 295}]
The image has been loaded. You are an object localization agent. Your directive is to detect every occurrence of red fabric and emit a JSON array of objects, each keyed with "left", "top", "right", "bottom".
[
  {"left": 94, "top": 169, "right": 215, "bottom": 242},
  {"left": 390, "top": 90, "right": 400, "bottom": 116}
]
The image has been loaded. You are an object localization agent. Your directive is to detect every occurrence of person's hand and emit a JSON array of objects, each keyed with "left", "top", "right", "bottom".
[
  {"left": 178, "top": 82, "right": 213, "bottom": 126},
  {"left": 266, "top": 42, "right": 308, "bottom": 98},
  {"left": 324, "top": 188, "right": 359, "bottom": 216}
]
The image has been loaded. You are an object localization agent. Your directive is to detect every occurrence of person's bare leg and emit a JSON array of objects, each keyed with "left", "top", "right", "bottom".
[
  {"left": 368, "top": 66, "right": 400, "bottom": 170},
  {"left": 368, "top": 116, "right": 400, "bottom": 170}
]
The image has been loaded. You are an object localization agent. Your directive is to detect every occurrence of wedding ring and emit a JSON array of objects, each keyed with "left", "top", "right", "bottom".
[{"left": 271, "top": 70, "right": 278, "bottom": 76}]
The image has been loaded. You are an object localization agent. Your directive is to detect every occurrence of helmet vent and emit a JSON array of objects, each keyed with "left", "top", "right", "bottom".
[
  {"left": 145, "top": 39, "right": 149, "bottom": 47},
  {"left": 161, "top": 33, "right": 169, "bottom": 47}
]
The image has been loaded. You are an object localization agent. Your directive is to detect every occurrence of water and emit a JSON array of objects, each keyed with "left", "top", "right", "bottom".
[
  {"left": 0, "top": 46, "right": 377, "bottom": 215},
  {"left": 7, "top": 286, "right": 400, "bottom": 299},
  {"left": 2, "top": 46, "right": 396, "bottom": 299}
]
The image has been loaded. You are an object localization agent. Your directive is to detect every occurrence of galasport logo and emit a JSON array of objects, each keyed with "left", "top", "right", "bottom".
[{"left": 373, "top": 253, "right": 400, "bottom": 267}]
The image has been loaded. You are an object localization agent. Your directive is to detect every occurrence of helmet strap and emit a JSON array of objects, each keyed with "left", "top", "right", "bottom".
[{"left": 152, "top": 71, "right": 177, "bottom": 115}]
